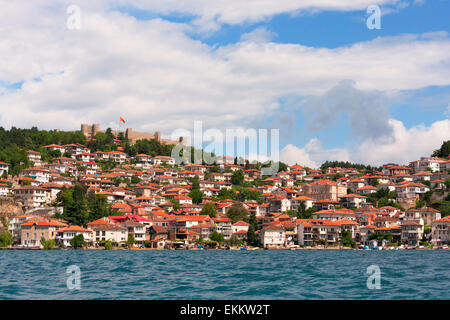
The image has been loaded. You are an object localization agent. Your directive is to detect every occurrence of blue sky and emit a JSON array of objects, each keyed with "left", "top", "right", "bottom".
[
  {"left": 0, "top": 0, "right": 449, "bottom": 166},
  {"left": 113, "top": 0, "right": 450, "bottom": 154}
]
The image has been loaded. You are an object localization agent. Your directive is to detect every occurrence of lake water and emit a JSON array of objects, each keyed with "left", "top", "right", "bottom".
[{"left": 0, "top": 250, "right": 448, "bottom": 300}]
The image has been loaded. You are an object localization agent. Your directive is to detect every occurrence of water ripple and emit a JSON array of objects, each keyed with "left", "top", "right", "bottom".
[{"left": 0, "top": 250, "right": 448, "bottom": 299}]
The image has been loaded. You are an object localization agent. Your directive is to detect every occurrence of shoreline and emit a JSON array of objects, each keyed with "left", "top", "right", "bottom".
[{"left": 2, "top": 246, "right": 447, "bottom": 251}]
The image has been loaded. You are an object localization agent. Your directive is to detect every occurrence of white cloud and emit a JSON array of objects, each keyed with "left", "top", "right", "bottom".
[
  {"left": 303, "top": 80, "right": 392, "bottom": 140},
  {"left": 105, "top": 0, "right": 406, "bottom": 30},
  {"left": 280, "top": 119, "right": 450, "bottom": 168},
  {"left": 240, "top": 27, "right": 277, "bottom": 43},
  {"left": 0, "top": 4, "right": 449, "bottom": 135},
  {"left": 280, "top": 138, "right": 351, "bottom": 168},
  {"left": 356, "top": 119, "right": 450, "bottom": 165}
]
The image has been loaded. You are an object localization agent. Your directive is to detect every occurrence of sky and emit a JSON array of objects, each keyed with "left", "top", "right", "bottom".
[{"left": 0, "top": 0, "right": 449, "bottom": 168}]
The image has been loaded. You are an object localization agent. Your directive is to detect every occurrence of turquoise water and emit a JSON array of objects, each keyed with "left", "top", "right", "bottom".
[{"left": 0, "top": 250, "right": 448, "bottom": 300}]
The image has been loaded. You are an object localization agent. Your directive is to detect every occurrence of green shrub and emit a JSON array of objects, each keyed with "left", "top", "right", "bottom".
[{"left": 104, "top": 240, "right": 113, "bottom": 250}]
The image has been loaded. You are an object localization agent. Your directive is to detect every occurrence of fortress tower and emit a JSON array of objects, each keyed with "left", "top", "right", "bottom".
[
  {"left": 81, "top": 124, "right": 90, "bottom": 137},
  {"left": 154, "top": 131, "right": 161, "bottom": 143},
  {"left": 81, "top": 123, "right": 100, "bottom": 138}
]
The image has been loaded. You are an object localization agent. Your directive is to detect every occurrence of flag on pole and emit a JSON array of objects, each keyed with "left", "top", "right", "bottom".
[{"left": 120, "top": 117, "right": 126, "bottom": 124}]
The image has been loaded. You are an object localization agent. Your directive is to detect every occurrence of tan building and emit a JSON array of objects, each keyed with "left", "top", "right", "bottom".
[
  {"left": 20, "top": 219, "right": 67, "bottom": 248},
  {"left": 404, "top": 207, "right": 441, "bottom": 226},
  {"left": 431, "top": 216, "right": 450, "bottom": 245},
  {"left": 401, "top": 219, "right": 424, "bottom": 246},
  {"left": 87, "top": 218, "right": 128, "bottom": 244},
  {"left": 13, "top": 186, "right": 50, "bottom": 209},
  {"left": 302, "top": 179, "right": 347, "bottom": 201}
]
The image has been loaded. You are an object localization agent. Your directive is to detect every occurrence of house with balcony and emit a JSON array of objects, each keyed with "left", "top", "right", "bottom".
[
  {"left": 302, "top": 179, "right": 347, "bottom": 201},
  {"left": 57, "top": 225, "right": 94, "bottom": 247},
  {"left": 395, "top": 182, "right": 430, "bottom": 208},
  {"left": 404, "top": 207, "right": 441, "bottom": 226},
  {"left": 43, "top": 144, "right": 66, "bottom": 154},
  {"left": 13, "top": 186, "right": 50, "bottom": 208},
  {"left": 88, "top": 218, "right": 128, "bottom": 244},
  {"left": 400, "top": 219, "right": 424, "bottom": 246},
  {"left": 121, "top": 221, "right": 146, "bottom": 245},
  {"left": 20, "top": 219, "right": 67, "bottom": 248},
  {"left": 269, "top": 195, "right": 291, "bottom": 212},
  {"left": 153, "top": 156, "right": 175, "bottom": 166},
  {"left": 214, "top": 217, "right": 233, "bottom": 239},
  {"left": 21, "top": 167, "right": 51, "bottom": 183},
  {"left": 410, "top": 157, "right": 445, "bottom": 173},
  {"left": 431, "top": 216, "right": 450, "bottom": 245},
  {"left": 260, "top": 225, "right": 286, "bottom": 249},
  {"left": 0, "top": 183, "right": 9, "bottom": 196},
  {"left": 108, "top": 151, "right": 127, "bottom": 164},
  {"left": 339, "top": 194, "right": 367, "bottom": 208},
  {"left": 27, "top": 150, "right": 42, "bottom": 166}
]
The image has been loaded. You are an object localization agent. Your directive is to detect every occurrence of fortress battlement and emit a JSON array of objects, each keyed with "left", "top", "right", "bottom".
[{"left": 81, "top": 123, "right": 187, "bottom": 146}]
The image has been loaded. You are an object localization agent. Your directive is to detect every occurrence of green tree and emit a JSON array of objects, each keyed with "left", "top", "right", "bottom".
[
  {"left": 58, "top": 184, "right": 89, "bottom": 226},
  {"left": 131, "top": 176, "right": 141, "bottom": 184},
  {"left": 191, "top": 175, "right": 200, "bottom": 190},
  {"left": 0, "top": 230, "right": 13, "bottom": 248},
  {"left": 170, "top": 199, "right": 181, "bottom": 211},
  {"left": 210, "top": 231, "right": 225, "bottom": 243},
  {"left": 432, "top": 140, "right": 450, "bottom": 158},
  {"left": 231, "top": 170, "right": 244, "bottom": 186},
  {"left": 201, "top": 202, "right": 217, "bottom": 218},
  {"left": 87, "top": 192, "right": 111, "bottom": 221},
  {"left": 226, "top": 202, "right": 248, "bottom": 223},
  {"left": 439, "top": 203, "right": 450, "bottom": 217},
  {"left": 188, "top": 189, "right": 203, "bottom": 204},
  {"left": 40, "top": 237, "right": 55, "bottom": 250},
  {"left": 369, "top": 231, "right": 393, "bottom": 242},
  {"left": 127, "top": 234, "right": 135, "bottom": 248},
  {"left": 341, "top": 229, "right": 356, "bottom": 248},
  {"left": 104, "top": 240, "right": 113, "bottom": 250},
  {"left": 246, "top": 211, "right": 260, "bottom": 247},
  {"left": 70, "top": 234, "right": 86, "bottom": 248}
]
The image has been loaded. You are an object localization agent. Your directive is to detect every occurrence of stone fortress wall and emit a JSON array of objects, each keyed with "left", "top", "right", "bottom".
[{"left": 81, "top": 124, "right": 187, "bottom": 145}]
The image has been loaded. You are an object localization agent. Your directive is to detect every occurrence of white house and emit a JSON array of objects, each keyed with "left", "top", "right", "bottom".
[
  {"left": 153, "top": 156, "right": 175, "bottom": 166},
  {"left": 57, "top": 226, "right": 93, "bottom": 247},
  {"left": 290, "top": 196, "right": 314, "bottom": 211},
  {"left": 13, "top": 186, "right": 50, "bottom": 208},
  {"left": 0, "top": 183, "right": 9, "bottom": 196},
  {"left": 174, "top": 194, "right": 193, "bottom": 205},
  {"left": 0, "top": 161, "right": 9, "bottom": 176},
  {"left": 21, "top": 167, "right": 51, "bottom": 183},
  {"left": 260, "top": 225, "right": 286, "bottom": 248},
  {"left": 43, "top": 144, "right": 66, "bottom": 154},
  {"left": 232, "top": 220, "right": 249, "bottom": 234},
  {"left": 88, "top": 218, "right": 128, "bottom": 244},
  {"left": 27, "top": 150, "right": 42, "bottom": 166},
  {"left": 410, "top": 157, "right": 444, "bottom": 173},
  {"left": 108, "top": 151, "right": 127, "bottom": 164}
]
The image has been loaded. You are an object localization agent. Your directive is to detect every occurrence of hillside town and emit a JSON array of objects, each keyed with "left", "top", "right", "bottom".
[{"left": 0, "top": 130, "right": 449, "bottom": 250}]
